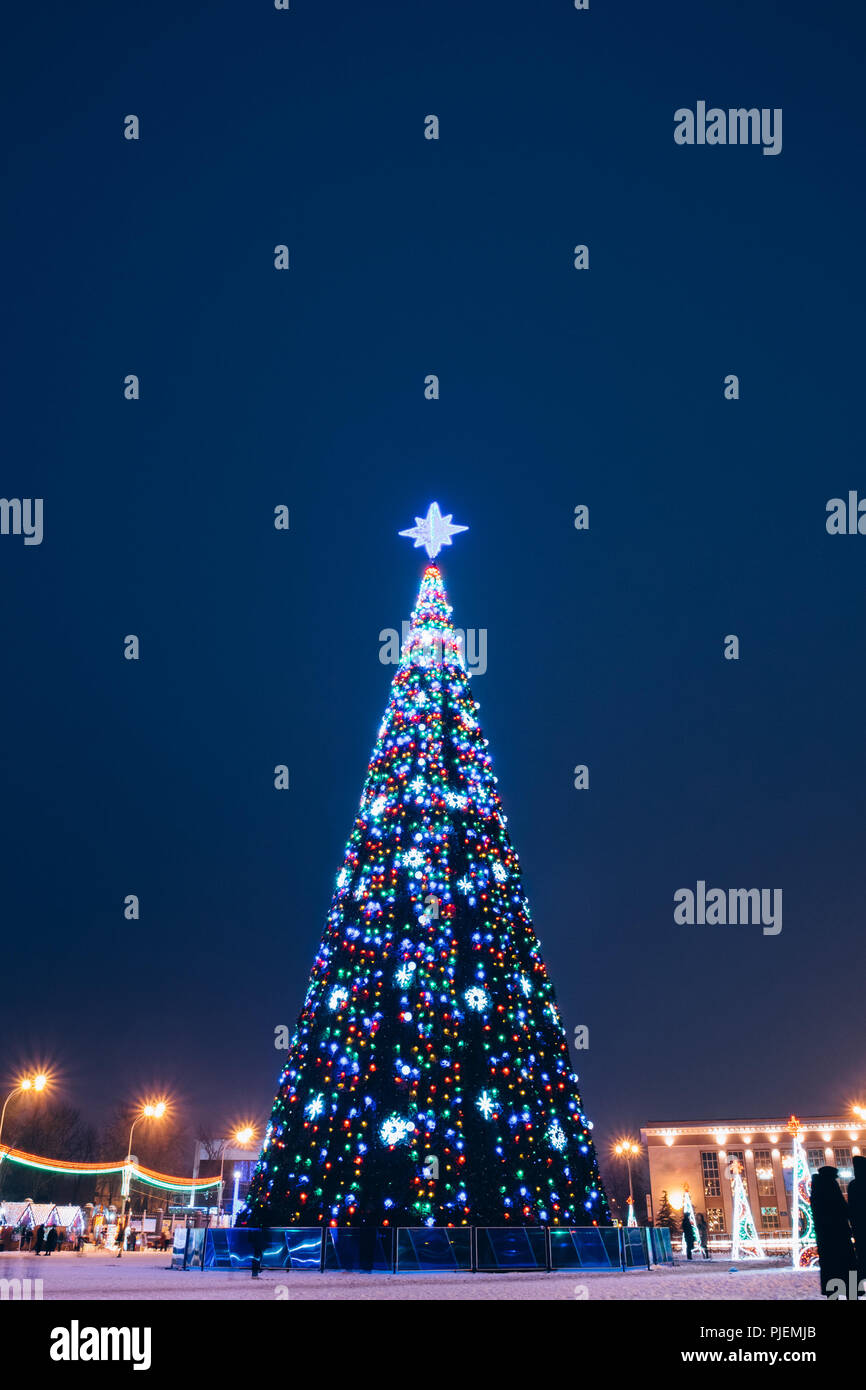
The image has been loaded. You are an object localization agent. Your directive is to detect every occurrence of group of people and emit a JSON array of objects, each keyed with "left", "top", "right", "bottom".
[
  {"left": 21, "top": 1223, "right": 59, "bottom": 1255},
  {"left": 112, "top": 1223, "right": 172, "bottom": 1256},
  {"left": 811, "top": 1156, "right": 866, "bottom": 1299}
]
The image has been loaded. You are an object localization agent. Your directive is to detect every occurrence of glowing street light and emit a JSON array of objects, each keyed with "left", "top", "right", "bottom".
[
  {"left": 126, "top": 1100, "right": 168, "bottom": 1166},
  {"left": 0, "top": 1073, "right": 50, "bottom": 1147},
  {"left": 613, "top": 1138, "right": 642, "bottom": 1226},
  {"left": 218, "top": 1125, "right": 257, "bottom": 1215}
]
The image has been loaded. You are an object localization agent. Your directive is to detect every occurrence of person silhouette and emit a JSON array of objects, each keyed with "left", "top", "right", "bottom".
[
  {"left": 846, "top": 1154, "right": 866, "bottom": 1297},
  {"left": 682, "top": 1211, "right": 696, "bottom": 1261},
  {"left": 695, "top": 1211, "right": 711, "bottom": 1260},
  {"left": 250, "top": 1225, "right": 268, "bottom": 1279},
  {"left": 810, "top": 1165, "right": 856, "bottom": 1298}
]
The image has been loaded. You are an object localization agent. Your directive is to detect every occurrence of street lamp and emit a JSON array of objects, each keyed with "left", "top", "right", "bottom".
[
  {"left": 613, "top": 1138, "right": 642, "bottom": 1226},
  {"left": 218, "top": 1126, "right": 257, "bottom": 1217},
  {"left": 126, "top": 1101, "right": 167, "bottom": 1166},
  {"left": 0, "top": 1073, "right": 49, "bottom": 1146},
  {"left": 120, "top": 1100, "right": 167, "bottom": 1243}
]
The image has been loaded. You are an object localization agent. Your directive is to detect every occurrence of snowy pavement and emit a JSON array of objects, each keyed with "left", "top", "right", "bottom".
[{"left": 0, "top": 1251, "right": 821, "bottom": 1300}]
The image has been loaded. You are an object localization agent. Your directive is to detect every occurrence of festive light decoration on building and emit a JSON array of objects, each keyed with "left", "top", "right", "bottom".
[
  {"left": 239, "top": 537, "right": 608, "bottom": 1229},
  {"left": 726, "top": 1158, "right": 764, "bottom": 1259},
  {"left": 788, "top": 1116, "right": 818, "bottom": 1268}
]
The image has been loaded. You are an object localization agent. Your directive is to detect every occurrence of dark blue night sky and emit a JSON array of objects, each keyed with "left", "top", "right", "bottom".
[{"left": 2, "top": 1, "right": 864, "bottom": 1149}]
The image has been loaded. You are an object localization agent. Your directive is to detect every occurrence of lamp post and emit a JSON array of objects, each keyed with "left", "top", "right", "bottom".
[
  {"left": 0, "top": 1074, "right": 48, "bottom": 1195},
  {"left": 123, "top": 1101, "right": 166, "bottom": 1199},
  {"left": 0, "top": 1073, "right": 49, "bottom": 1146},
  {"left": 126, "top": 1101, "right": 166, "bottom": 1166},
  {"left": 217, "top": 1127, "right": 256, "bottom": 1218},
  {"left": 614, "top": 1139, "right": 641, "bottom": 1226}
]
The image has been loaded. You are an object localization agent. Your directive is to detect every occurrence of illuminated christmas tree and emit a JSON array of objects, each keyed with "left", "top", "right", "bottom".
[
  {"left": 240, "top": 505, "right": 609, "bottom": 1230},
  {"left": 728, "top": 1159, "right": 764, "bottom": 1259},
  {"left": 788, "top": 1116, "right": 818, "bottom": 1267}
]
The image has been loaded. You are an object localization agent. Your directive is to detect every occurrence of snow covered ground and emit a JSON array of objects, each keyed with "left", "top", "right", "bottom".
[{"left": 0, "top": 1250, "right": 821, "bottom": 1300}]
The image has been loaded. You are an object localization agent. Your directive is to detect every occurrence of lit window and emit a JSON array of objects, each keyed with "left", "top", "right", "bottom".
[
  {"left": 834, "top": 1147, "right": 853, "bottom": 1194},
  {"left": 706, "top": 1206, "right": 725, "bottom": 1233},
  {"left": 754, "top": 1149, "right": 776, "bottom": 1197},
  {"left": 760, "top": 1205, "right": 780, "bottom": 1232},
  {"left": 701, "top": 1151, "right": 721, "bottom": 1198}
]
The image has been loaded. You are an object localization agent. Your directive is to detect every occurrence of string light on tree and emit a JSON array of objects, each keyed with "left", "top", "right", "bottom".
[
  {"left": 726, "top": 1156, "right": 764, "bottom": 1259},
  {"left": 238, "top": 507, "right": 608, "bottom": 1229},
  {"left": 788, "top": 1115, "right": 818, "bottom": 1268}
]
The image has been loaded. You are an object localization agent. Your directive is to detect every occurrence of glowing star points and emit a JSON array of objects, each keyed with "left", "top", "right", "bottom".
[{"left": 399, "top": 503, "right": 468, "bottom": 560}]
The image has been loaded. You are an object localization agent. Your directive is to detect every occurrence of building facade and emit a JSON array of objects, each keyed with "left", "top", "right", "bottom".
[{"left": 641, "top": 1116, "right": 861, "bottom": 1241}]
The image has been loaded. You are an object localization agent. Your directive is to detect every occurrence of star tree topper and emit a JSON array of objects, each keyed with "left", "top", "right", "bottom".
[{"left": 399, "top": 502, "right": 468, "bottom": 559}]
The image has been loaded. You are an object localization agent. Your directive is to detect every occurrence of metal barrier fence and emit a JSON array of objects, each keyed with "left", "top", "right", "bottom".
[{"left": 178, "top": 1224, "right": 673, "bottom": 1273}]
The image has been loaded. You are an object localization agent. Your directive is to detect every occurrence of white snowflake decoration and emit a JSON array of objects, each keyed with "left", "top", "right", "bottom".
[
  {"left": 394, "top": 962, "right": 416, "bottom": 987},
  {"left": 464, "top": 986, "right": 489, "bottom": 1013},
  {"left": 380, "top": 1115, "right": 415, "bottom": 1146},
  {"left": 547, "top": 1121, "right": 567, "bottom": 1151},
  {"left": 306, "top": 1094, "right": 325, "bottom": 1121},
  {"left": 328, "top": 986, "right": 349, "bottom": 1011},
  {"left": 476, "top": 1091, "right": 496, "bottom": 1120},
  {"left": 492, "top": 862, "right": 508, "bottom": 883}
]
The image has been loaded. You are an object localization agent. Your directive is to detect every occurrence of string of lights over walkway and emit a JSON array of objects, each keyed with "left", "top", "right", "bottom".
[{"left": 0, "top": 1145, "right": 221, "bottom": 1195}]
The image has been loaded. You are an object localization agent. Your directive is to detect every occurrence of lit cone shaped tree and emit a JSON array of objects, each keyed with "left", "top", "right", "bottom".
[
  {"left": 729, "top": 1162, "right": 764, "bottom": 1259},
  {"left": 240, "top": 550, "right": 608, "bottom": 1230},
  {"left": 789, "top": 1120, "right": 818, "bottom": 1267}
]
